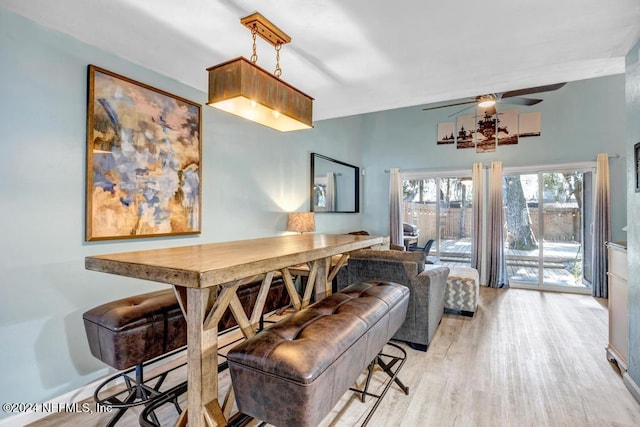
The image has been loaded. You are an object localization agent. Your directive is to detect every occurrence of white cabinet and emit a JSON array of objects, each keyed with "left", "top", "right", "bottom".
[{"left": 606, "top": 242, "right": 628, "bottom": 371}]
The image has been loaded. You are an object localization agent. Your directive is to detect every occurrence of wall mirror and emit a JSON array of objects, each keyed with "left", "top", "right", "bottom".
[{"left": 310, "top": 153, "right": 360, "bottom": 213}]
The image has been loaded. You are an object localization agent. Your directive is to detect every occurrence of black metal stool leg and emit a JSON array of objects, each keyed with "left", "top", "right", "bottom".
[
  {"left": 93, "top": 347, "right": 187, "bottom": 427},
  {"left": 349, "top": 342, "right": 410, "bottom": 427},
  {"left": 139, "top": 381, "right": 188, "bottom": 427},
  {"left": 104, "top": 388, "right": 138, "bottom": 427},
  {"left": 376, "top": 356, "right": 409, "bottom": 394},
  {"left": 359, "top": 360, "right": 377, "bottom": 402}
]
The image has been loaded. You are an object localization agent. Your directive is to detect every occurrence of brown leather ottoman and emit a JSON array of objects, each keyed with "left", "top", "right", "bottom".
[
  {"left": 227, "top": 281, "right": 409, "bottom": 427},
  {"left": 83, "top": 278, "right": 291, "bottom": 370},
  {"left": 83, "top": 277, "right": 291, "bottom": 427},
  {"left": 83, "top": 290, "right": 185, "bottom": 371}
]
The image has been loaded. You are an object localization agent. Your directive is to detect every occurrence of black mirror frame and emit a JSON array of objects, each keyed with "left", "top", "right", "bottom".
[{"left": 310, "top": 153, "right": 360, "bottom": 213}]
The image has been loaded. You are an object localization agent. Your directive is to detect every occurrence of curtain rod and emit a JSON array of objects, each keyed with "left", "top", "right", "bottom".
[
  {"left": 383, "top": 154, "right": 620, "bottom": 173},
  {"left": 384, "top": 167, "right": 473, "bottom": 173}
]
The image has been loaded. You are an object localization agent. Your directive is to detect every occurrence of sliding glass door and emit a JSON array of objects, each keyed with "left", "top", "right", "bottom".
[
  {"left": 504, "top": 168, "right": 592, "bottom": 293},
  {"left": 403, "top": 176, "right": 473, "bottom": 267}
]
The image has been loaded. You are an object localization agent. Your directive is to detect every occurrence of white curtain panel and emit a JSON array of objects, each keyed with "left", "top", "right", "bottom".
[
  {"left": 325, "top": 172, "right": 336, "bottom": 211},
  {"left": 471, "top": 162, "right": 484, "bottom": 273},
  {"left": 486, "top": 161, "right": 507, "bottom": 288},
  {"left": 592, "top": 153, "right": 611, "bottom": 298},
  {"left": 389, "top": 168, "right": 403, "bottom": 247}
]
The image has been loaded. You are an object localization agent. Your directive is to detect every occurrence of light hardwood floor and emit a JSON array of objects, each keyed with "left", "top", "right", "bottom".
[{"left": 28, "top": 287, "right": 640, "bottom": 426}]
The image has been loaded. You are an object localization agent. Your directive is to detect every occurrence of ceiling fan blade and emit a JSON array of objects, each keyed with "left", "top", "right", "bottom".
[
  {"left": 501, "top": 83, "right": 566, "bottom": 98},
  {"left": 448, "top": 104, "right": 476, "bottom": 118},
  {"left": 422, "top": 100, "right": 476, "bottom": 111},
  {"left": 501, "top": 97, "right": 542, "bottom": 106}
]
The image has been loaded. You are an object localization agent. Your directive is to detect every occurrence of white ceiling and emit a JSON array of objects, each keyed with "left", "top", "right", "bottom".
[{"left": 3, "top": 0, "right": 640, "bottom": 121}]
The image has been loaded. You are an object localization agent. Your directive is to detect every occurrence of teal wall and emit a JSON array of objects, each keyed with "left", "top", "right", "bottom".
[
  {"left": 358, "top": 75, "right": 627, "bottom": 242},
  {"left": 626, "top": 40, "right": 640, "bottom": 390},
  {"left": 0, "top": 9, "right": 363, "bottom": 417},
  {"left": 0, "top": 6, "right": 633, "bottom": 419}
]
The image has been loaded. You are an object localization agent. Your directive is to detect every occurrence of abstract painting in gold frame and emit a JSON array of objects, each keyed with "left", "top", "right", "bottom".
[{"left": 86, "top": 65, "right": 202, "bottom": 241}]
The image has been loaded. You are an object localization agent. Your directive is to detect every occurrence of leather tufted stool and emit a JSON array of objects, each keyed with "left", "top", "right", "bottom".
[
  {"left": 83, "top": 289, "right": 186, "bottom": 426},
  {"left": 84, "top": 278, "right": 291, "bottom": 426},
  {"left": 227, "top": 281, "right": 410, "bottom": 427},
  {"left": 83, "top": 290, "right": 186, "bottom": 372}
]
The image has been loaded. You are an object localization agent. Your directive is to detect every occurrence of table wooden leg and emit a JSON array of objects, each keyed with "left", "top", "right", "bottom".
[
  {"left": 175, "top": 408, "right": 188, "bottom": 427},
  {"left": 327, "top": 254, "right": 348, "bottom": 282},
  {"left": 186, "top": 287, "right": 222, "bottom": 427},
  {"left": 203, "top": 400, "right": 227, "bottom": 427},
  {"left": 281, "top": 267, "right": 302, "bottom": 310},
  {"left": 314, "top": 257, "right": 330, "bottom": 302},
  {"left": 249, "top": 272, "right": 274, "bottom": 329},
  {"left": 173, "top": 286, "right": 187, "bottom": 317},
  {"left": 302, "top": 261, "right": 318, "bottom": 307},
  {"left": 222, "top": 386, "right": 235, "bottom": 419},
  {"left": 228, "top": 293, "right": 255, "bottom": 339}
]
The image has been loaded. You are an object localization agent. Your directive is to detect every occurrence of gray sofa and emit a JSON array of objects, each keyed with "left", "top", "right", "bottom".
[{"left": 337, "top": 249, "right": 449, "bottom": 351}]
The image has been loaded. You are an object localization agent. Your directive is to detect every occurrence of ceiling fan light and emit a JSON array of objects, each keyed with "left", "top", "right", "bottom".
[{"left": 478, "top": 95, "right": 496, "bottom": 108}]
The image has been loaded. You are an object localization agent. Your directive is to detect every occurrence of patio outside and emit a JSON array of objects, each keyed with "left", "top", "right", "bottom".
[
  {"left": 403, "top": 171, "right": 590, "bottom": 290},
  {"left": 404, "top": 203, "right": 588, "bottom": 289},
  {"left": 436, "top": 238, "right": 585, "bottom": 288}
]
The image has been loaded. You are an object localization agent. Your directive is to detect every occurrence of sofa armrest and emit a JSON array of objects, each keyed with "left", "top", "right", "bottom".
[
  {"left": 418, "top": 265, "right": 449, "bottom": 334},
  {"left": 348, "top": 249, "right": 426, "bottom": 271},
  {"left": 392, "top": 265, "right": 449, "bottom": 347},
  {"left": 346, "top": 258, "right": 419, "bottom": 287},
  {"left": 336, "top": 255, "right": 418, "bottom": 291}
]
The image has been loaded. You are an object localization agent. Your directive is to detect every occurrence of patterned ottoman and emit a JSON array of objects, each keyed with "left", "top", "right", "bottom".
[{"left": 445, "top": 267, "right": 479, "bottom": 317}]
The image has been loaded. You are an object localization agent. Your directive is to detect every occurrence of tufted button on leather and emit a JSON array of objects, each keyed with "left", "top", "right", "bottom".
[{"left": 227, "top": 281, "right": 409, "bottom": 427}]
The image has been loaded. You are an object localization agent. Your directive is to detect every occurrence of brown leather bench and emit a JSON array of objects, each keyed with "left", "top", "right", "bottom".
[
  {"left": 83, "top": 290, "right": 185, "bottom": 372},
  {"left": 227, "top": 281, "right": 410, "bottom": 427},
  {"left": 83, "top": 277, "right": 290, "bottom": 426}
]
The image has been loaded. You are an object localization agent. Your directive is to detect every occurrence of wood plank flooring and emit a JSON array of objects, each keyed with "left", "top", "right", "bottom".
[{"left": 28, "top": 287, "right": 640, "bottom": 427}]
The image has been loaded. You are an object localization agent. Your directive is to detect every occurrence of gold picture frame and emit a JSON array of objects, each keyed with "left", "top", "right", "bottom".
[{"left": 86, "top": 65, "right": 202, "bottom": 241}]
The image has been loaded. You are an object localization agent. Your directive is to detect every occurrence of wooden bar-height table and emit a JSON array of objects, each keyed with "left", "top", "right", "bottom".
[{"left": 85, "top": 233, "right": 382, "bottom": 427}]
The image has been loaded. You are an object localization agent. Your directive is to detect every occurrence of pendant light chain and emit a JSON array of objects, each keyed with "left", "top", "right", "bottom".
[
  {"left": 274, "top": 42, "right": 282, "bottom": 78},
  {"left": 208, "top": 12, "right": 313, "bottom": 131},
  {"left": 248, "top": 20, "right": 283, "bottom": 78},
  {"left": 250, "top": 24, "right": 258, "bottom": 63}
]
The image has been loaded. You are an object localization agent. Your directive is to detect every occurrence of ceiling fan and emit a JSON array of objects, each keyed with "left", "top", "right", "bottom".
[{"left": 422, "top": 83, "right": 566, "bottom": 117}]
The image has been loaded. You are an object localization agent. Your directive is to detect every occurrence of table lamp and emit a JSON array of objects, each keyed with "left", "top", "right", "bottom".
[{"left": 287, "top": 212, "right": 315, "bottom": 234}]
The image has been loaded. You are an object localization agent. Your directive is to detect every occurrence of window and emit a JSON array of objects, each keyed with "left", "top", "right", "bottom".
[{"left": 403, "top": 175, "right": 473, "bottom": 267}]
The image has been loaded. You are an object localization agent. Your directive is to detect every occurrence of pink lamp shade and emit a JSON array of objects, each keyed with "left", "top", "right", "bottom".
[{"left": 287, "top": 212, "right": 315, "bottom": 233}]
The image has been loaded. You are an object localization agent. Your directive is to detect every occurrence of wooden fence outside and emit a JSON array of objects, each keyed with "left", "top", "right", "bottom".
[{"left": 403, "top": 202, "right": 581, "bottom": 248}]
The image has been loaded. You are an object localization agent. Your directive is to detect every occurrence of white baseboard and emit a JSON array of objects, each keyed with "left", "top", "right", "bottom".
[
  {"left": 623, "top": 371, "right": 640, "bottom": 404},
  {"left": 0, "top": 373, "right": 109, "bottom": 427}
]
